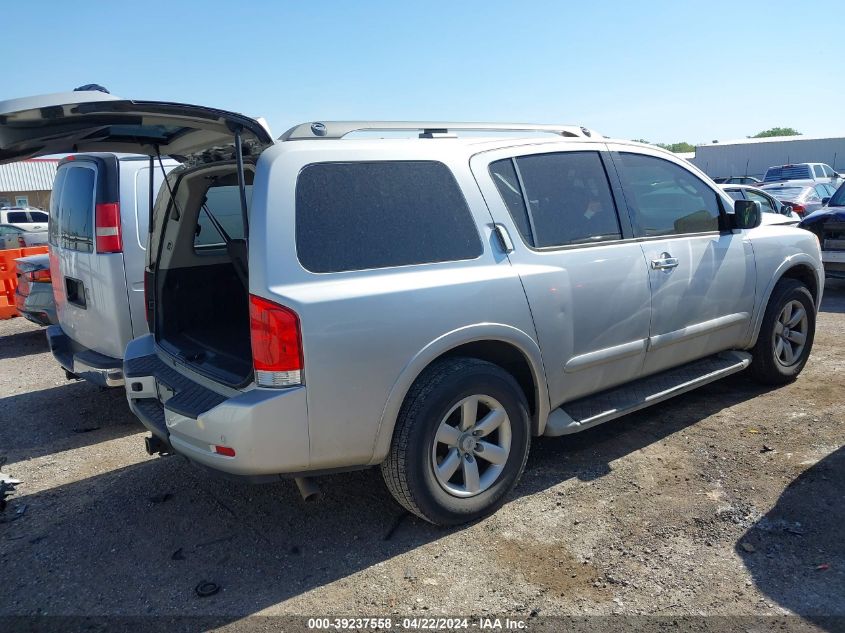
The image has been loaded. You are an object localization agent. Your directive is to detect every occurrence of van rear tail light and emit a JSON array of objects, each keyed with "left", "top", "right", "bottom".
[
  {"left": 95, "top": 202, "right": 122, "bottom": 253},
  {"left": 249, "top": 294, "right": 302, "bottom": 388},
  {"left": 27, "top": 269, "right": 51, "bottom": 283}
]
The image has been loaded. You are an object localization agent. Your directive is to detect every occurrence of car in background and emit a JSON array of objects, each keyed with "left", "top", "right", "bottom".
[
  {"left": 14, "top": 253, "right": 57, "bottom": 326},
  {"left": 719, "top": 185, "right": 800, "bottom": 223},
  {"left": 0, "top": 207, "right": 49, "bottom": 231},
  {"left": 762, "top": 163, "right": 842, "bottom": 188},
  {"left": 713, "top": 176, "right": 762, "bottom": 185},
  {"left": 759, "top": 182, "right": 834, "bottom": 217},
  {"left": 0, "top": 223, "right": 47, "bottom": 249},
  {"left": 799, "top": 182, "right": 845, "bottom": 279}
]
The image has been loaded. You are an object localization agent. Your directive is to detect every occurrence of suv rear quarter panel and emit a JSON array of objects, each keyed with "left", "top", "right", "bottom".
[{"left": 249, "top": 142, "right": 543, "bottom": 469}]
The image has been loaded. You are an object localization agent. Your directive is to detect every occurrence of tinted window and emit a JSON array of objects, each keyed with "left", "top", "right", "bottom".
[
  {"left": 499, "top": 152, "right": 620, "bottom": 247},
  {"left": 829, "top": 183, "right": 845, "bottom": 207},
  {"left": 296, "top": 161, "right": 481, "bottom": 273},
  {"left": 30, "top": 211, "right": 49, "bottom": 222},
  {"left": 6, "top": 211, "right": 28, "bottom": 223},
  {"left": 59, "top": 167, "right": 95, "bottom": 252},
  {"left": 194, "top": 185, "right": 252, "bottom": 248},
  {"left": 744, "top": 190, "right": 776, "bottom": 213},
  {"left": 764, "top": 165, "right": 811, "bottom": 182},
  {"left": 49, "top": 169, "right": 67, "bottom": 246},
  {"left": 616, "top": 153, "right": 721, "bottom": 235},
  {"left": 489, "top": 159, "right": 532, "bottom": 243}
]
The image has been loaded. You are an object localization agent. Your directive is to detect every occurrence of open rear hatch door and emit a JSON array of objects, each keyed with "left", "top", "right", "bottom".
[{"left": 0, "top": 90, "right": 274, "bottom": 164}]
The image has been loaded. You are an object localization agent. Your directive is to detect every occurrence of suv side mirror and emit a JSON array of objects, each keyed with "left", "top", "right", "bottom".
[{"left": 733, "top": 199, "right": 762, "bottom": 229}]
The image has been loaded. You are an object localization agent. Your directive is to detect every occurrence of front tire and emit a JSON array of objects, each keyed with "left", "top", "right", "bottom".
[
  {"left": 381, "top": 357, "right": 531, "bottom": 526},
  {"left": 750, "top": 278, "right": 816, "bottom": 385}
]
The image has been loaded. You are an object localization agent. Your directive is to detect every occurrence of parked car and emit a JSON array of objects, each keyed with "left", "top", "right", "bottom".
[
  {"left": 0, "top": 207, "right": 49, "bottom": 231},
  {"left": 0, "top": 223, "right": 47, "bottom": 249},
  {"left": 719, "top": 185, "right": 800, "bottom": 223},
  {"left": 0, "top": 91, "right": 824, "bottom": 525},
  {"left": 759, "top": 182, "right": 834, "bottom": 217},
  {"left": 799, "top": 182, "right": 845, "bottom": 279},
  {"left": 713, "top": 176, "right": 762, "bottom": 185},
  {"left": 14, "top": 253, "right": 57, "bottom": 326},
  {"left": 762, "top": 163, "right": 842, "bottom": 187}
]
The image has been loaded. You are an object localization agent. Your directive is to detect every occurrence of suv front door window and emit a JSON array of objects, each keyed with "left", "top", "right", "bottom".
[{"left": 610, "top": 148, "right": 756, "bottom": 376}]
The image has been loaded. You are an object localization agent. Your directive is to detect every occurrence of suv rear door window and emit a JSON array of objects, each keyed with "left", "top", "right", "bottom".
[
  {"left": 615, "top": 153, "right": 721, "bottom": 236},
  {"left": 59, "top": 166, "right": 95, "bottom": 252},
  {"left": 490, "top": 152, "right": 621, "bottom": 247},
  {"left": 295, "top": 161, "right": 482, "bottom": 273},
  {"left": 194, "top": 184, "right": 252, "bottom": 249},
  {"left": 6, "top": 211, "right": 28, "bottom": 223}
]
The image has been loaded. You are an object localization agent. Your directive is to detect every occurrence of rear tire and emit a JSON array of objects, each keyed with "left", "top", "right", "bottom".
[
  {"left": 749, "top": 278, "right": 815, "bottom": 385},
  {"left": 381, "top": 357, "right": 531, "bottom": 526}
]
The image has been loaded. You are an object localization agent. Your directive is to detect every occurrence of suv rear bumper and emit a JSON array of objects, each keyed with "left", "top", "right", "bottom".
[
  {"left": 46, "top": 325, "right": 124, "bottom": 387},
  {"left": 123, "top": 334, "right": 310, "bottom": 477}
]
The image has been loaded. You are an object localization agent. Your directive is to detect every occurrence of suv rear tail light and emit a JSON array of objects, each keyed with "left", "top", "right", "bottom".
[
  {"left": 249, "top": 294, "right": 302, "bottom": 388},
  {"left": 95, "top": 202, "right": 122, "bottom": 253},
  {"left": 27, "top": 269, "right": 51, "bottom": 283}
]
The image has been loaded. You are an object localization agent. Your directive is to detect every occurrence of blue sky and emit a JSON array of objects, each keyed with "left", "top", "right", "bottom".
[{"left": 2, "top": 0, "right": 842, "bottom": 144}]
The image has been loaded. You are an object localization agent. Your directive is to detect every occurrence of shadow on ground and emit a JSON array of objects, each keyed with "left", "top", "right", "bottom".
[
  {"left": 0, "top": 326, "right": 49, "bottom": 361},
  {"left": 0, "top": 372, "right": 780, "bottom": 619},
  {"left": 737, "top": 446, "right": 844, "bottom": 631}
]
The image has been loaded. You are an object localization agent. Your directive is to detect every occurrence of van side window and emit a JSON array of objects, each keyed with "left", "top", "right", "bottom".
[
  {"left": 59, "top": 166, "right": 95, "bottom": 252},
  {"left": 295, "top": 161, "right": 482, "bottom": 273},
  {"left": 49, "top": 169, "right": 68, "bottom": 245},
  {"left": 615, "top": 153, "right": 721, "bottom": 236},
  {"left": 491, "top": 152, "right": 621, "bottom": 247}
]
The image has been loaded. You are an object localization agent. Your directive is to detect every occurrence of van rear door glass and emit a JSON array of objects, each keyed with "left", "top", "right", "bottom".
[
  {"left": 59, "top": 166, "right": 95, "bottom": 252},
  {"left": 49, "top": 168, "right": 68, "bottom": 245}
]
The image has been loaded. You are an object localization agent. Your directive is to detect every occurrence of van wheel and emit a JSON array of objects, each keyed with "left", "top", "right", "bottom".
[
  {"left": 750, "top": 278, "right": 816, "bottom": 385},
  {"left": 381, "top": 357, "right": 531, "bottom": 526}
]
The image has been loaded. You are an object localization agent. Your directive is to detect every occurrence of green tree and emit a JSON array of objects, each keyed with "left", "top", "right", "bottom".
[
  {"left": 750, "top": 127, "right": 801, "bottom": 138},
  {"left": 631, "top": 139, "right": 696, "bottom": 153}
]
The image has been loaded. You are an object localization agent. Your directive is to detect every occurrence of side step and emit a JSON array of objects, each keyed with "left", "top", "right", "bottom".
[{"left": 544, "top": 351, "right": 752, "bottom": 436}]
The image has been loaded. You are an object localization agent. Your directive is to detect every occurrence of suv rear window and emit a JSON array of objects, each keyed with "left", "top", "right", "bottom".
[
  {"left": 295, "top": 161, "right": 482, "bottom": 273},
  {"left": 58, "top": 166, "right": 95, "bottom": 252}
]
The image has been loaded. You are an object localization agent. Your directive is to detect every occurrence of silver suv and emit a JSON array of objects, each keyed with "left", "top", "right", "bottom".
[{"left": 0, "top": 92, "right": 824, "bottom": 525}]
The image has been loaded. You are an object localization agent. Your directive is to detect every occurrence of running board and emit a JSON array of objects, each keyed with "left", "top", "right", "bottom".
[{"left": 544, "top": 351, "right": 752, "bottom": 436}]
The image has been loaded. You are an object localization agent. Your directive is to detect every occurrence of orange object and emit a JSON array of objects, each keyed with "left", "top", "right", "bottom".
[{"left": 0, "top": 245, "right": 50, "bottom": 319}]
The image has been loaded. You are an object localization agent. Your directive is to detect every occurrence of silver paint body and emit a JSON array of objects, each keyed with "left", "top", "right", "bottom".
[{"left": 123, "top": 136, "right": 824, "bottom": 476}]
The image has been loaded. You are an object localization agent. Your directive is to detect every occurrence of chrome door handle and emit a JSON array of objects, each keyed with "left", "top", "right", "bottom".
[{"left": 651, "top": 253, "right": 679, "bottom": 270}]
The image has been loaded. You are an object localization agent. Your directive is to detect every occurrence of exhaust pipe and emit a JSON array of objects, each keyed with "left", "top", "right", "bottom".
[{"left": 294, "top": 477, "right": 320, "bottom": 502}]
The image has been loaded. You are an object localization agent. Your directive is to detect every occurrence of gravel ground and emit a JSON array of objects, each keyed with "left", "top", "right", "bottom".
[{"left": 0, "top": 281, "right": 843, "bottom": 630}]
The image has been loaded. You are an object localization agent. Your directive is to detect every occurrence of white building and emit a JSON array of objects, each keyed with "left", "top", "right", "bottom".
[{"left": 689, "top": 135, "right": 845, "bottom": 180}]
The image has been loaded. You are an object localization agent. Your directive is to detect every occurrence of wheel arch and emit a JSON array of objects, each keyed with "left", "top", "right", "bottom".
[
  {"left": 368, "top": 324, "right": 550, "bottom": 466},
  {"left": 748, "top": 257, "right": 823, "bottom": 348}
]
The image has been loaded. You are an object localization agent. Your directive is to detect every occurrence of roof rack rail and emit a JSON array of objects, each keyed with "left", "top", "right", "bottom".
[{"left": 278, "top": 121, "right": 601, "bottom": 141}]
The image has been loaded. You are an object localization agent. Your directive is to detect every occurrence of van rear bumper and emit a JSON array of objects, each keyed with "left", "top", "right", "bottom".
[
  {"left": 123, "top": 334, "right": 311, "bottom": 477},
  {"left": 46, "top": 325, "right": 124, "bottom": 387}
]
